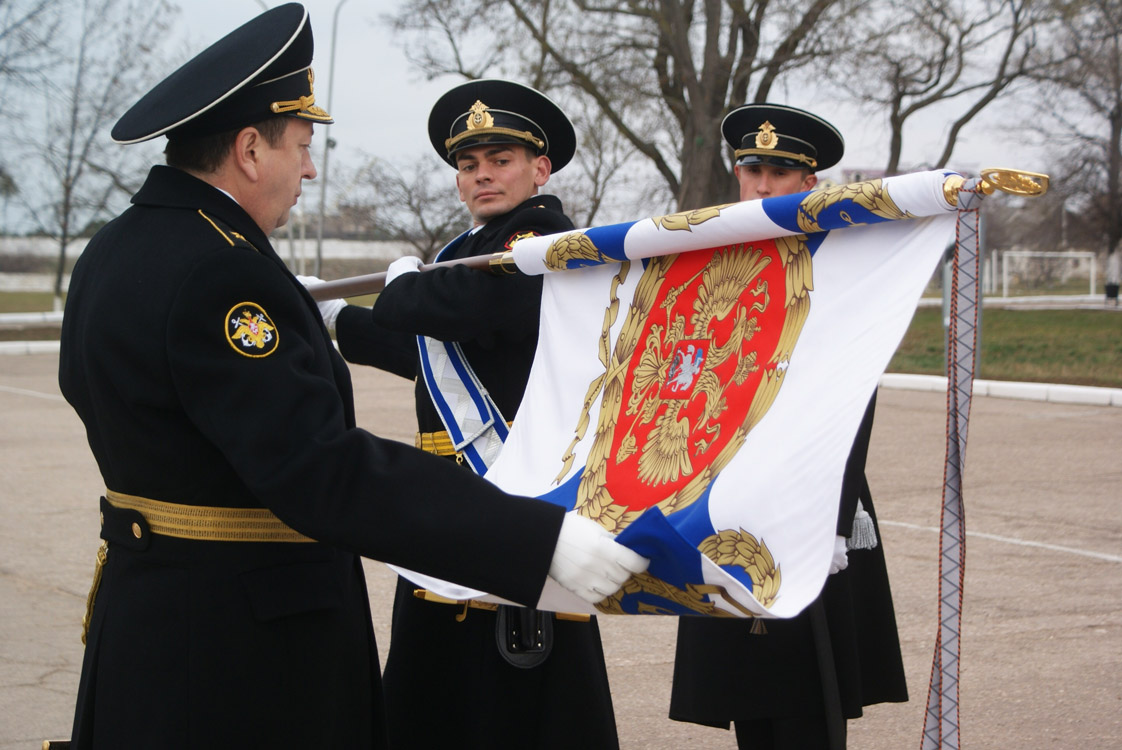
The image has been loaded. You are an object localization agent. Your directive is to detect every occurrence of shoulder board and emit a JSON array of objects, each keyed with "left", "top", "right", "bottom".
[{"left": 197, "top": 210, "right": 260, "bottom": 252}]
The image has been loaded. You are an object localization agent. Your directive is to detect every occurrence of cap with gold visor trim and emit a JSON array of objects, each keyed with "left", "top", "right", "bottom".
[
  {"left": 428, "top": 78, "right": 575, "bottom": 173},
  {"left": 721, "top": 103, "right": 843, "bottom": 172},
  {"left": 111, "top": 2, "right": 332, "bottom": 145}
]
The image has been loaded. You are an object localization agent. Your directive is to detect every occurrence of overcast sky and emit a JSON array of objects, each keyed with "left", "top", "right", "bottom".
[
  {"left": 92, "top": 0, "right": 1045, "bottom": 234},
  {"left": 180, "top": 1, "right": 445, "bottom": 162}
]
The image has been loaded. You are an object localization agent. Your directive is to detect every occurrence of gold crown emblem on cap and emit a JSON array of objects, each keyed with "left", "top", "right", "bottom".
[
  {"left": 467, "top": 100, "right": 495, "bottom": 130},
  {"left": 755, "top": 121, "right": 778, "bottom": 150}
]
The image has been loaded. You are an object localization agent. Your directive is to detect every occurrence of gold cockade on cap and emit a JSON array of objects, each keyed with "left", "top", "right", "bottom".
[
  {"left": 755, "top": 121, "right": 778, "bottom": 150},
  {"left": 467, "top": 100, "right": 495, "bottom": 130},
  {"left": 444, "top": 98, "right": 544, "bottom": 152}
]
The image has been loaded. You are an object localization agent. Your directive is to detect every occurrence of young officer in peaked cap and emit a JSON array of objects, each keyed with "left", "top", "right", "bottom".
[
  {"left": 310, "top": 79, "right": 621, "bottom": 749},
  {"left": 721, "top": 102, "right": 844, "bottom": 199},
  {"left": 57, "top": 8, "right": 645, "bottom": 748},
  {"left": 668, "top": 104, "right": 907, "bottom": 750},
  {"left": 425, "top": 77, "right": 576, "bottom": 170}
]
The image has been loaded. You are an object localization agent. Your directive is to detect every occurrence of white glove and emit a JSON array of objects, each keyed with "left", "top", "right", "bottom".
[
  {"left": 385, "top": 255, "right": 424, "bottom": 286},
  {"left": 548, "top": 512, "right": 649, "bottom": 605},
  {"left": 829, "top": 534, "right": 849, "bottom": 574},
  {"left": 296, "top": 275, "right": 347, "bottom": 331}
]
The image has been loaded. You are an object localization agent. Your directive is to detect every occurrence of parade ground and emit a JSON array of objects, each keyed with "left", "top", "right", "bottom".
[{"left": 2, "top": 351, "right": 1119, "bottom": 748}]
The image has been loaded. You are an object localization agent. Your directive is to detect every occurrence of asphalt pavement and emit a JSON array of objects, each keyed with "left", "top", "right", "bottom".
[{"left": 1, "top": 352, "right": 1119, "bottom": 749}]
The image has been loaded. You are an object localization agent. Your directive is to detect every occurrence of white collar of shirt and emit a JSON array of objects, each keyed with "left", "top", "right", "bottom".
[{"left": 216, "top": 186, "right": 238, "bottom": 205}]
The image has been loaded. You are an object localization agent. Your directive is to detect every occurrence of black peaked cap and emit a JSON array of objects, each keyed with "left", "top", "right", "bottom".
[
  {"left": 428, "top": 79, "right": 575, "bottom": 172},
  {"left": 722, "top": 103, "right": 844, "bottom": 172},
  {"left": 112, "top": 3, "right": 332, "bottom": 144}
]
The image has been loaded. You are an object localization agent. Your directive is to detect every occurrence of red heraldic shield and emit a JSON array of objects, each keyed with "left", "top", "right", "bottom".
[{"left": 603, "top": 240, "right": 795, "bottom": 517}]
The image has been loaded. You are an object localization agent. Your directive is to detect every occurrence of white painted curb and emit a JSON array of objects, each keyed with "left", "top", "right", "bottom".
[
  {"left": 879, "top": 373, "right": 1122, "bottom": 407},
  {"left": 0, "top": 340, "right": 61, "bottom": 355},
  {"left": 3, "top": 342, "right": 1119, "bottom": 408}
]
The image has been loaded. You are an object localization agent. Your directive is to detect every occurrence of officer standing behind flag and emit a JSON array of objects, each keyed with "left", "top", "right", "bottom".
[
  {"left": 56, "top": 6, "right": 646, "bottom": 748},
  {"left": 668, "top": 104, "right": 908, "bottom": 750},
  {"left": 311, "top": 79, "right": 623, "bottom": 749}
]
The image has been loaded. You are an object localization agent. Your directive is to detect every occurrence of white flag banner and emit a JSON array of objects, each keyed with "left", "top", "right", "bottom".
[{"left": 402, "top": 170, "right": 960, "bottom": 618}]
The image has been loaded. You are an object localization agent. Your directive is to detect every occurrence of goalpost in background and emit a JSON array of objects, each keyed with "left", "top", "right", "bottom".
[{"left": 1000, "top": 250, "right": 1098, "bottom": 298}]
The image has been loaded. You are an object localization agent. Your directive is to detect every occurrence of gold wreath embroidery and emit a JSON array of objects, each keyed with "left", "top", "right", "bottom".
[
  {"left": 698, "top": 528, "right": 781, "bottom": 607},
  {"left": 544, "top": 231, "right": 610, "bottom": 271},
  {"left": 594, "top": 528, "right": 780, "bottom": 616},
  {"left": 796, "top": 178, "right": 911, "bottom": 233},
  {"left": 543, "top": 203, "right": 736, "bottom": 271},
  {"left": 651, "top": 203, "right": 736, "bottom": 232}
]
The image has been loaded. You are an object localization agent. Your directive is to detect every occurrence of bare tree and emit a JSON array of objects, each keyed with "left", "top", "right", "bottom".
[
  {"left": 0, "top": 165, "right": 15, "bottom": 233},
  {"left": 347, "top": 153, "right": 469, "bottom": 262},
  {"left": 548, "top": 102, "right": 670, "bottom": 226},
  {"left": 0, "top": 0, "right": 62, "bottom": 218},
  {"left": 0, "top": 0, "right": 60, "bottom": 86},
  {"left": 1029, "top": 0, "right": 1121, "bottom": 258},
  {"left": 17, "top": 0, "right": 176, "bottom": 307},
  {"left": 392, "top": 0, "right": 875, "bottom": 209},
  {"left": 837, "top": 0, "right": 1055, "bottom": 175}
]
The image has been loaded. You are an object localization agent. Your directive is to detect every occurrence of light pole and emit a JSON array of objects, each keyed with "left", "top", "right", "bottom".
[
  {"left": 1059, "top": 197, "right": 1068, "bottom": 251},
  {"left": 314, "top": 0, "right": 349, "bottom": 277}
]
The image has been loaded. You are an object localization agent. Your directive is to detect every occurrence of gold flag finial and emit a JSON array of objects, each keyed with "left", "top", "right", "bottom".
[
  {"left": 980, "top": 168, "right": 1049, "bottom": 197},
  {"left": 943, "top": 168, "right": 1050, "bottom": 206}
]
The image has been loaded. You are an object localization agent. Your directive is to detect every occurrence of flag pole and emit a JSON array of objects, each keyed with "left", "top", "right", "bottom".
[
  {"left": 307, "top": 170, "right": 1048, "bottom": 302},
  {"left": 306, "top": 252, "right": 517, "bottom": 301},
  {"left": 921, "top": 167, "right": 1048, "bottom": 750}
]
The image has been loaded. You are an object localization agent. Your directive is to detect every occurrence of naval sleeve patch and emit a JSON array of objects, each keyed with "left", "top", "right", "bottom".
[
  {"left": 505, "top": 230, "right": 540, "bottom": 250},
  {"left": 226, "top": 302, "right": 278, "bottom": 358}
]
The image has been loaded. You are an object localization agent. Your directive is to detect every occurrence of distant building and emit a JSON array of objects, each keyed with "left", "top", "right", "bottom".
[{"left": 842, "top": 168, "right": 886, "bottom": 183}]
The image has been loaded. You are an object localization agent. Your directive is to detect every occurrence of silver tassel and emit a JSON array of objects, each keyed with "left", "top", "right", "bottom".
[{"left": 847, "top": 500, "right": 878, "bottom": 550}]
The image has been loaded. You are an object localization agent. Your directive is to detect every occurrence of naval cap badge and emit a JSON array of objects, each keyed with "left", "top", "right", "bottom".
[
  {"left": 755, "top": 121, "right": 778, "bottom": 149},
  {"left": 467, "top": 100, "right": 495, "bottom": 130}
]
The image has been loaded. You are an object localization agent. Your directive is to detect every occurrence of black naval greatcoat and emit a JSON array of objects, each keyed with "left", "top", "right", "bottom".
[
  {"left": 670, "top": 395, "right": 908, "bottom": 748},
  {"left": 58, "top": 166, "right": 568, "bottom": 750},
  {"left": 334, "top": 194, "right": 620, "bottom": 749}
]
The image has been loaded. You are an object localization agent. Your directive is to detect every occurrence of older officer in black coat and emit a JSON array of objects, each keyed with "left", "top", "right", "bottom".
[
  {"left": 668, "top": 104, "right": 908, "bottom": 750},
  {"left": 316, "top": 80, "right": 621, "bottom": 748},
  {"left": 57, "top": 7, "right": 645, "bottom": 749}
]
